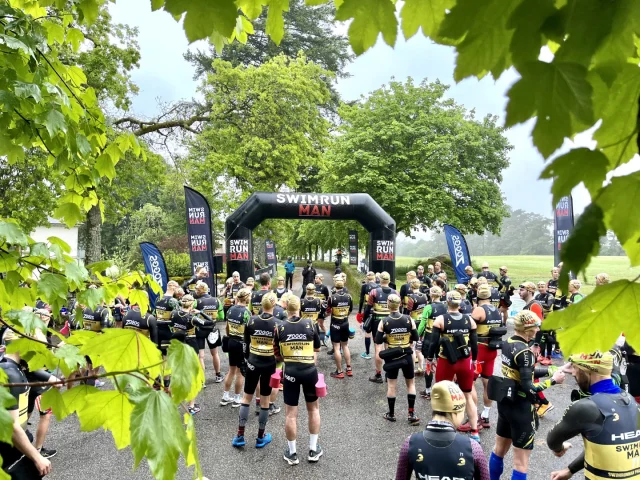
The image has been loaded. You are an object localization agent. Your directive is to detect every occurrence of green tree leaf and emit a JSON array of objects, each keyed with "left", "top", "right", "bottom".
[
  {"left": 47, "top": 236, "right": 71, "bottom": 253},
  {"left": 54, "top": 343, "right": 86, "bottom": 377},
  {"left": 401, "top": 0, "right": 453, "bottom": 40},
  {"left": 95, "top": 153, "right": 116, "bottom": 180},
  {"left": 265, "top": 0, "right": 289, "bottom": 45},
  {"left": 76, "top": 286, "right": 104, "bottom": 310},
  {"left": 184, "top": 413, "right": 202, "bottom": 476},
  {"left": 66, "top": 27, "right": 85, "bottom": 52},
  {"left": 62, "top": 385, "right": 99, "bottom": 414},
  {"left": 64, "top": 261, "right": 89, "bottom": 291},
  {"left": 540, "top": 148, "right": 609, "bottom": 205},
  {"left": 85, "top": 260, "right": 113, "bottom": 275},
  {"left": 77, "top": 390, "right": 133, "bottom": 449},
  {"left": 43, "top": 109, "right": 66, "bottom": 139},
  {"left": 41, "top": 387, "right": 70, "bottom": 421},
  {"left": 80, "top": 329, "right": 163, "bottom": 379},
  {"left": 37, "top": 272, "right": 68, "bottom": 305},
  {"left": 544, "top": 280, "right": 640, "bottom": 354},
  {"left": 4, "top": 310, "right": 46, "bottom": 335},
  {"left": 507, "top": 0, "right": 557, "bottom": 67},
  {"left": 238, "top": 0, "right": 264, "bottom": 19},
  {"left": 129, "top": 387, "right": 189, "bottom": 480},
  {"left": 166, "top": 340, "right": 204, "bottom": 404},
  {"left": 129, "top": 289, "right": 150, "bottom": 314},
  {"left": 506, "top": 61, "right": 593, "bottom": 158},
  {"left": 164, "top": 0, "right": 238, "bottom": 42},
  {"left": 0, "top": 387, "right": 16, "bottom": 444},
  {"left": 593, "top": 65, "right": 640, "bottom": 168},
  {"left": 14, "top": 82, "right": 42, "bottom": 102},
  {"left": 558, "top": 203, "right": 606, "bottom": 290},
  {"left": 6, "top": 338, "right": 57, "bottom": 372},
  {"left": 597, "top": 172, "right": 640, "bottom": 265},
  {"left": 335, "top": 0, "right": 397, "bottom": 55},
  {"left": 53, "top": 202, "right": 83, "bottom": 228},
  {"left": 0, "top": 221, "right": 28, "bottom": 246}
]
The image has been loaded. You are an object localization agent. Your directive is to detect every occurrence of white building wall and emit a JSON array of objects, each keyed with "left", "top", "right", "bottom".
[{"left": 31, "top": 224, "right": 80, "bottom": 260}]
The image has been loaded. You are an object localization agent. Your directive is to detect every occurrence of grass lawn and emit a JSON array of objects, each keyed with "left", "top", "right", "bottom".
[{"left": 396, "top": 255, "right": 640, "bottom": 295}]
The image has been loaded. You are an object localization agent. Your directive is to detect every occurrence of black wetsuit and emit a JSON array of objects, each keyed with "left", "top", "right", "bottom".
[{"left": 122, "top": 308, "right": 158, "bottom": 345}]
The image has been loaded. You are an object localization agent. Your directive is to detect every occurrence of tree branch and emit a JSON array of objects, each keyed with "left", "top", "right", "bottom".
[{"left": 113, "top": 114, "right": 210, "bottom": 137}]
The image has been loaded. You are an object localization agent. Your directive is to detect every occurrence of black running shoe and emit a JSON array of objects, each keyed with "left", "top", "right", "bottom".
[
  {"left": 284, "top": 446, "right": 299, "bottom": 465},
  {"left": 39, "top": 447, "right": 57, "bottom": 459},
  {"left": 308, "top": 445, "right": 323, "bottom": 462}
]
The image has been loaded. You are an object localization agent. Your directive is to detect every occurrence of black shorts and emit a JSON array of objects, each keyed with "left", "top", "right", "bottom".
[
  {"left": 227, "top": 338, "right": 245, "bottom": 367},
  {"left": 496, "top": 399, "right": 538, "bottom": 450},
  {"left": 244, "top": 361, "right": 276, "bottom": 396},
  {"left": 283, "top": 366, "right": 319, "bottom": 407},
  {"left": 207, "top": 329, "right": 222, "bottom": 349},
  {"left": 28, "top": 386, "right": 51, "bottom": 416},
  {"left": 186, "top": 338, "right": 199, "bottom": 354},
  {"left": 384, "top": 354, "right": 415, "bottom": 380},
  {"left": 330, "top": 319, "right": 349, "bottom": 344}
]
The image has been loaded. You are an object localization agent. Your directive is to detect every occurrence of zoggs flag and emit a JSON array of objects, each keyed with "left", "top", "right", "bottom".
[
  {"left": 444, "top": 224, "right": 472, "bottom": 284},
  {"left": 139, "top": 242, "right": 169, "bottom": 309}
]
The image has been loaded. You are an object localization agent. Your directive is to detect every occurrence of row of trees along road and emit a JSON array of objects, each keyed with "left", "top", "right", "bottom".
[{"left": 1, "top": 0, "right": 640, "bottom": 478}]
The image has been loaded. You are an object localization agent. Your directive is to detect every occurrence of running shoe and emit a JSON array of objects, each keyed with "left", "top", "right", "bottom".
[
  {"left": 420, "top": 390, "right": 431, "bottom": 400},
  {"left": 330, "top": 370, "right": 344, "bottom": 379},
  {"left": 552, "top": 351, "right": 564, "bottom": 359},
  {"left": 256, "top": 433, "right": 272, "bottom": 449},
  {"left": 369, "top": 374, "right": 383, "bottom": 384},
  {"left": 415, "top": 369, "right": 424, "bottom": 377},
  {"left": 480, "top": 416, "right": 491, "bottom": 429},
  {"left": 327, "top": 349, "right": 334, "bottom": 355},
  {"left": 269, "top": 403, "right": 281, "bottom": 416},
  {"left": 202, "top": 382, "right": 207, "bottom": 389},
  {"left": 346, "top": 366, "right": 353, "bottom": 377},
  {"left": 39, "top": 447, "right": 57, "bottom": 459},
  {"left": 215, "top": 373, "right": 225, "bottom": 383},
  {"left": 383, "top": 412, "right": 396, "bottom": 422},
  {"left": 232, "top": 435, "right": 246, "bottom": 448},
  {"left": 537, "top": 402, "right": 554, "bottom": 418},
  {"left": 283, "top": 447, "right": 299, "bottom": 465},
  {"left": 408, "top": 414, "right": 420, "bottom": 426},
  {"left": 308, "top": 445, "right": 323, "bottom": 462},
  {"left": 188, "top": 405, "right": 201, "bottom": 415},
  {"left": 232, "top": 395, "right": 242, "bottom": 408},
  {"left": 458, "top": 420, "right": 483, "bottom": 433},
  {"left": 360, "top": 352, "right": 372, "bottom": 359},
  {"left": 470, "top": 432, "right": 481, "bottom": 442},
  {"left": 220, "top": 394, "right": 232, "bottom": 406}
]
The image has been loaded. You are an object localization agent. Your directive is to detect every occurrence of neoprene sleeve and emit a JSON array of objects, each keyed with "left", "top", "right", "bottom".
[{"left": 469, "top": 330, "right": 478, "bottom": 361}]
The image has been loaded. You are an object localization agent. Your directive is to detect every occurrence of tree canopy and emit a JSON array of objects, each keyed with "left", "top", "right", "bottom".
[{"left": 323, "top": 78, "right": 511, "bottom": 236}]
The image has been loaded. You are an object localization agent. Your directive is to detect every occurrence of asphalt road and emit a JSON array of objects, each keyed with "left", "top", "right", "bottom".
[{"left": 45, "top": 270, "right": 583, "bottom": 480}]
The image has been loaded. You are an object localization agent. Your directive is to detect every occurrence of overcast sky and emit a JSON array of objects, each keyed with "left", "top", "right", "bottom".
[{"left": 110, "top": 3, "right": 638, "bottom": 223}]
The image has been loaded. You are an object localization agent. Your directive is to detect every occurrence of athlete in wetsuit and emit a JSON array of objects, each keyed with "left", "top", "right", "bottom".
[
  {"left": 415, "top": 265, "right": 432, "bottom": 292},
  {"left": 364, "top": 271, "right": 398, "bottom": 384},
  {"left": 0, "top": 330, "right": 52, "bottom": 478},
  {"left": 378, "top": 294, "right": 420, "bottom": 425},
  {"left": 327, "top": 277, "right": 353, "bottom": 379},
  {"left": 154, "top": 280, "right": 180, "bottom": 356},
  {"left": 395, "top": 381, "right": 490, "bottom": 480},
  {"left": 546, "top": 351, "right": 640, "bottom": 480},
  {"left": 457, "top": 284, "right": 474, "bottom": 314},
  {"left": 464, "top": 284, "right": 505, "bottom": 431},
  {"left": 170, "top": 294, "right": 215, "bottom": 414},
  {"left": 221, "top": 289, "right": 251, "bottom": 408},
  {"left": 224, "top": 271, "right": 246, "bottom": 318},
  {"left": 232, "top": 292, "right": 279, "bottom": 449},
  {"left": 358, "top": 272, "right": 378, "bottom": 359},
  {"left": 122, "top": 302, "right": 158, "bottom": 344},
  {"left": 535, "top": 281, "right": 556, "bottom": 365},
  {"left": 476, "top": 262, "right": 503, "bottom": 290},
  {"left": 194, "top": 281, "right": 224, "bottom": 383},
  {"left": 498, "top": 266, "right": 513, "bottom": 324},
  {"left": 399, "top": 271, "right": 417, "bottom": 314},
  {"left": 489, "top": 310, "right": 565, "bottom": 480},
  {"left": 251, "top": 273, "right": 272, "bottom": 316},
  {"left": 274, "top": 296, "right": 322, "bottom": 465},
  {"left": 272, "top": 276, "right": 290, "bottom": 301},
  {"left": 417, "top": 286, "right": 447, "bottom": 399},
  {"left": 427, "top": 290, "right": 480, "bottom": 441},
  {"left": 301, "top": 284, "right": 324, "bottom": 343},
  {"left": 406, "top": 279, "right": 428, "bottom": 376}
]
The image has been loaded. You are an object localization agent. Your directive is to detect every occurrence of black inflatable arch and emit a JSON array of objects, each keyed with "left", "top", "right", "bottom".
[{"left": 225, "top": 192, "right": 396, "bottom": 281}]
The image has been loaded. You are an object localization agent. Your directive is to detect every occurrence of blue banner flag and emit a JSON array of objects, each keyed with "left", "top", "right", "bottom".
[
  {"left": 139, "top": 242, "right": 169, "bottom": 309},
  {"left": 444, "top": 224, "right": 472, "bottom": 284}
]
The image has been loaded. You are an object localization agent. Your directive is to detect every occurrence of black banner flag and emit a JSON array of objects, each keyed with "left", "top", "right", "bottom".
[
  {"left": 349, "top": 230, "right": 358, "bottom": 265},
  {"left": 184, "top": 186, "right": 215, "bottom": 292},
  {"left": 265, "top": 239, "right": 277, "bottom": 266},
  {"left": 554, "top": 196, "right": 574, "bottom": 267}
]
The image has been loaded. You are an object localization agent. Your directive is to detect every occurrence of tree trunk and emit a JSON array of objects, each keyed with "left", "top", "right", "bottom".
[
  {"left": 307, "top": 244, "right": 312, "bottom": 261},
  {"left": 85, "top": 204, "right": 102, "bottom": 265},
  {"left": 314, "top": 244, "right": 319, "bottom": 261},
  {"left": 329, "top": 249, "right": 332, "bottom": 262}
]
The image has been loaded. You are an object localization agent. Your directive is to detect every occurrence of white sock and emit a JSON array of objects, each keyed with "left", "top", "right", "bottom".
[
  {"left": 223, "top": 391, "right": 229, "bottom": 398},
  {"left": 309, "top": 434, "right": 318, "bottom": 451},
  {"left": 288, "top": 440, "right": 297, "bottom": 455},
  {"left": 482, "top": 406, "right": 490, "bottom": 418}
]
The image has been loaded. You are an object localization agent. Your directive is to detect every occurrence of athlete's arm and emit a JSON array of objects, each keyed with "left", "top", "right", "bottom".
[
  {"left": 193, "top": 311, "right": 214, "bottom": 327},
  {"left": 517, "top": 350, "right": 554, "bottom": 398},
  {"left": 348, "top": 295, "right": 354, "bottom": 315},
  {"left": 375, "top": 318, "right": 385, "bottom": 344},
  {"left": 273, "top": 328, "right": 282, "bottom": 362},
  {"left": 395, "top": 436, "right": 412, "bottom": 480},
  {"left": 471, "top": 440, "right": 490, "bottom": 480},
  {"left": 9, "top": 408, "right": 51, "bottom": 474},
  {"left": 494, "top": 275, "right": 503, "bottom": 291},
  {"left": 547, "top": 399, "right": 603, "bottom": 473},
  {"left": 148, "top": 315, "right": 158, "bottom": 345},
  {"left": 469, "top": 321, "right": 478, "bottom": 361},
  {"left": 181, "top": 276, "right": 197, "bottom": 290},
  {"left": 359, "top": 284, "right": 366, "bottom": 313},
  {"left": 426, "top": 319, "right": 443, "bottom": 359},
  {"left": 410, "top": 318, "right": 419, "bottom": 342},
  {"left": 417, "top": 304, "right": 433, "bottom": 336}
]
